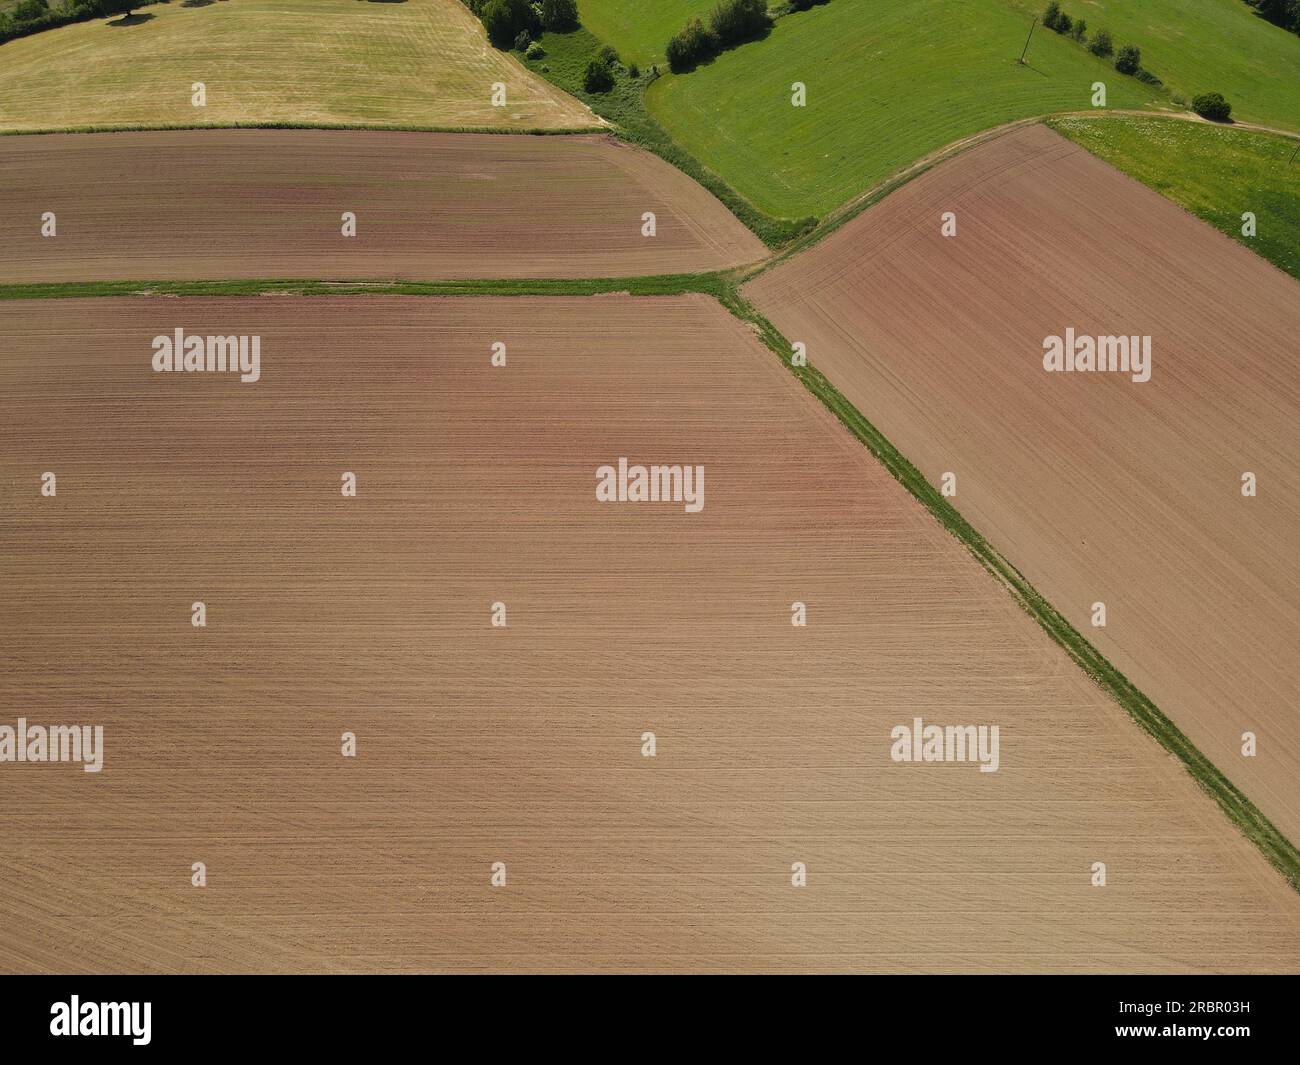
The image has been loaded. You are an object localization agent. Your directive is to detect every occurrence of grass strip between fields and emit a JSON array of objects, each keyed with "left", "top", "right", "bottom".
[
  {"left": 0, "top": 276, "right": 732, "bottom": 301},
  {"left": 6, "top": 268, "right": 1300, "bottom": 893}
]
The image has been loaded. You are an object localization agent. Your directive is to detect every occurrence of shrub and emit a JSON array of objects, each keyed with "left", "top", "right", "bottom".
[
  {"left": 513, "top": 29, "right": 531, "bottom": 51},
  {"left": 1070, "top": 18, "right": 1086, "bottom": 41},
  {"left": 1114, "top": 44, "right": 1140, "bottom": 75},
  {"left": 1042, "top": 1, "right": 1061, "bottom": 30},
  {"left": 628, "top": 62, "right": 640, "bottom": 78},
  {"left": 1088, "top": 28, "right": 1113, "bottom": 57},
  {"left": 598, "top": 44, "right": 620, "bottom": 66},
  {"left": 709, "top": 0, "right": 771, "bottom": 46},
  {"left": 583, "top": 58, "right": 615, "bottom": 93},
  {"left": 1192, "top": 91, "right": 1232, "bottom": 122},
  {"left": 525, "top": 40, "right": 546, "bottom": 59},
  {"left": 1135, "top": 67, "right": 1162, "bottom": 86},
  {"left": 666, "top": 17, "right": 719, "bottom": 73},
  {"left": 538, "top": 0, "right": 578, "bottom": 32}
]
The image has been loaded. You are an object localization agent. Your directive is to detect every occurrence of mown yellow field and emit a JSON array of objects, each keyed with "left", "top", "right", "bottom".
[{"left": 0, "top": 0, "right": 599, "bottom": 132}]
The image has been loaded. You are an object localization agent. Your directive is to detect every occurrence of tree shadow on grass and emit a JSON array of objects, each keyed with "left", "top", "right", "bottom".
[{"left": 108, "top": 13, "right": 157, "bottom": 27}]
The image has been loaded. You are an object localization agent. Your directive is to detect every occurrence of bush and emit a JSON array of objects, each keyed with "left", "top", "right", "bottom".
[
  {"left": 1088, "top": 28, "right": 1113, "bottom": 57},
  {"left": 1135, "top": 67, "right": 1162, "bottom": 86},
  {"left": 538, "top": 0, "right": 578, "bottom": 32},
  {"left": 513, "top": 29, "right": 531, "bottom": 51},
  {"left": 583, "top": 58, "right": 615, "bottom": 93},
  {"left": 666, "top": 17, "right": 719, "bottom": 73},
  {"left": 709, "top": 0, "right": 771, "bottom": 46},
  {"left": 627, "top": 62, "right": 640, "bottom": 78},
  {"left": 525, "top": 40, "right": 546, "bottom": 59},
  {"left": 598, "top": 44, "right": 620, "bottom": 67},
  {"left": 1192, "top": 91, "right": 1232, "bottom": 122},
  {"left": 1042, "top": 1, "right": 1061, "bottom": 30},
  {"left": 1114, "top": 44, "right": 1140, "bottom": 75},
  {"left": 1070, "top": 19, "right": 1086, "bottom": 41},
  {"left": 481, "top": 0, "right": 535, "bottom": 50}
]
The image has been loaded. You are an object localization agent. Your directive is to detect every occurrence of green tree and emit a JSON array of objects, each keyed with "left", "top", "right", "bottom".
[
  {"left": 539, "top": 0, "right": 578, "bottom": 32},
  {"left": 12, "top": 0, "right": 48, "bottom": 22},
  {"left": 1114, "top": 44, "right": 1140, "bottom": 76},
  {"left": 481, "top": 0, "right": 535, "bottom": 50},
  {"left": 709, "top": 0, "right": 770, "bottom": 46},
  {"left": 88, "top": 0, "right": 141, "bottom": 15},
  {"left": 1088, "top": 28, "right": 1113, "bottom": 57},
  {"left": 665, "top": 17, "right": 719, "bottom": 73}
]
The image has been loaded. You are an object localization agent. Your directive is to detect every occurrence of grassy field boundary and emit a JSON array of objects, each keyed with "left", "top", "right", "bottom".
[
  {"left": 715, "top": 283, "right": 1300, "bottom": 893},
  {"left": 0, "top": 274, "right": 732, "bottom": 301},
  {"left": 0, "top": 120, "right": 602, "bottom": 138}
]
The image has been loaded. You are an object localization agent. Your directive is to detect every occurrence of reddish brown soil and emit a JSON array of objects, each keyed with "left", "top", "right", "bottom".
[
  {"left": 0, "top": 130, "right": 765, "bottom": 282},
  {"left": 746, "top": 123, "right": 1300, "bottom": 846},
  {"left": 2, "top": 294, "right": 1297, "bottom": 972}
]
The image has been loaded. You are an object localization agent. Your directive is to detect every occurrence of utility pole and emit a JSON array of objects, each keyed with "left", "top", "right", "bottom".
[{"left": 1019, "top": 17, "right": 1037, "bottom": 65}]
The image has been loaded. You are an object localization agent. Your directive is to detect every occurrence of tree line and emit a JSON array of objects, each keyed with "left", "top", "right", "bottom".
[
  {"left": 1043, "top": 2, "right": 1232, "bottom": 122},
  {"left": 666, "top": 0, "right": 828, "bottom": 75},
  {"left": 0, "top": 0, "right": 149, "bottom": 45},
  {"left": 1246, "top": 0, "right": 1300, "bottom": 37}
]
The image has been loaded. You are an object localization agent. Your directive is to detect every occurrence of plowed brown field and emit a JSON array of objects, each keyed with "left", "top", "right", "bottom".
[
  {"left": 746, "top": 123, "right": 1300, "bottom": 846},
  {"left": 2, "top": 294, "right": 1297, "bottom": 973},
  {"left": 0, "top": 130, "right": 765, "bottom": 282}
]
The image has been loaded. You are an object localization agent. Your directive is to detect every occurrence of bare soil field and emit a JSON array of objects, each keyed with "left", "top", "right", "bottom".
[
  {"left": 2, "top": 294, "right": 1297, "bottom": 973},
  {"left": 746, "top": 123, "right": 1300, "bottom": 847},
  {"left": 0, "top": 130, "right": 765, "bottom": 282}
]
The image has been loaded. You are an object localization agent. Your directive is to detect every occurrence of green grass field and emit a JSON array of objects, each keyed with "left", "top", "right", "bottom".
[
  {"left": 1051, "top": 115, "right": 1300, "bottom": 282},
  {"left": 643, "top": 0, "right": 1165, "bottom": 219},
  {"left": 0, "top": 0, "right": 599, "bottom": 132},
  {"left": 575, "top": 0, "right": 713, "bottom": 67},
  {"left": 1010, "top": 0, "right": 1300, "bottom": 132}
]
